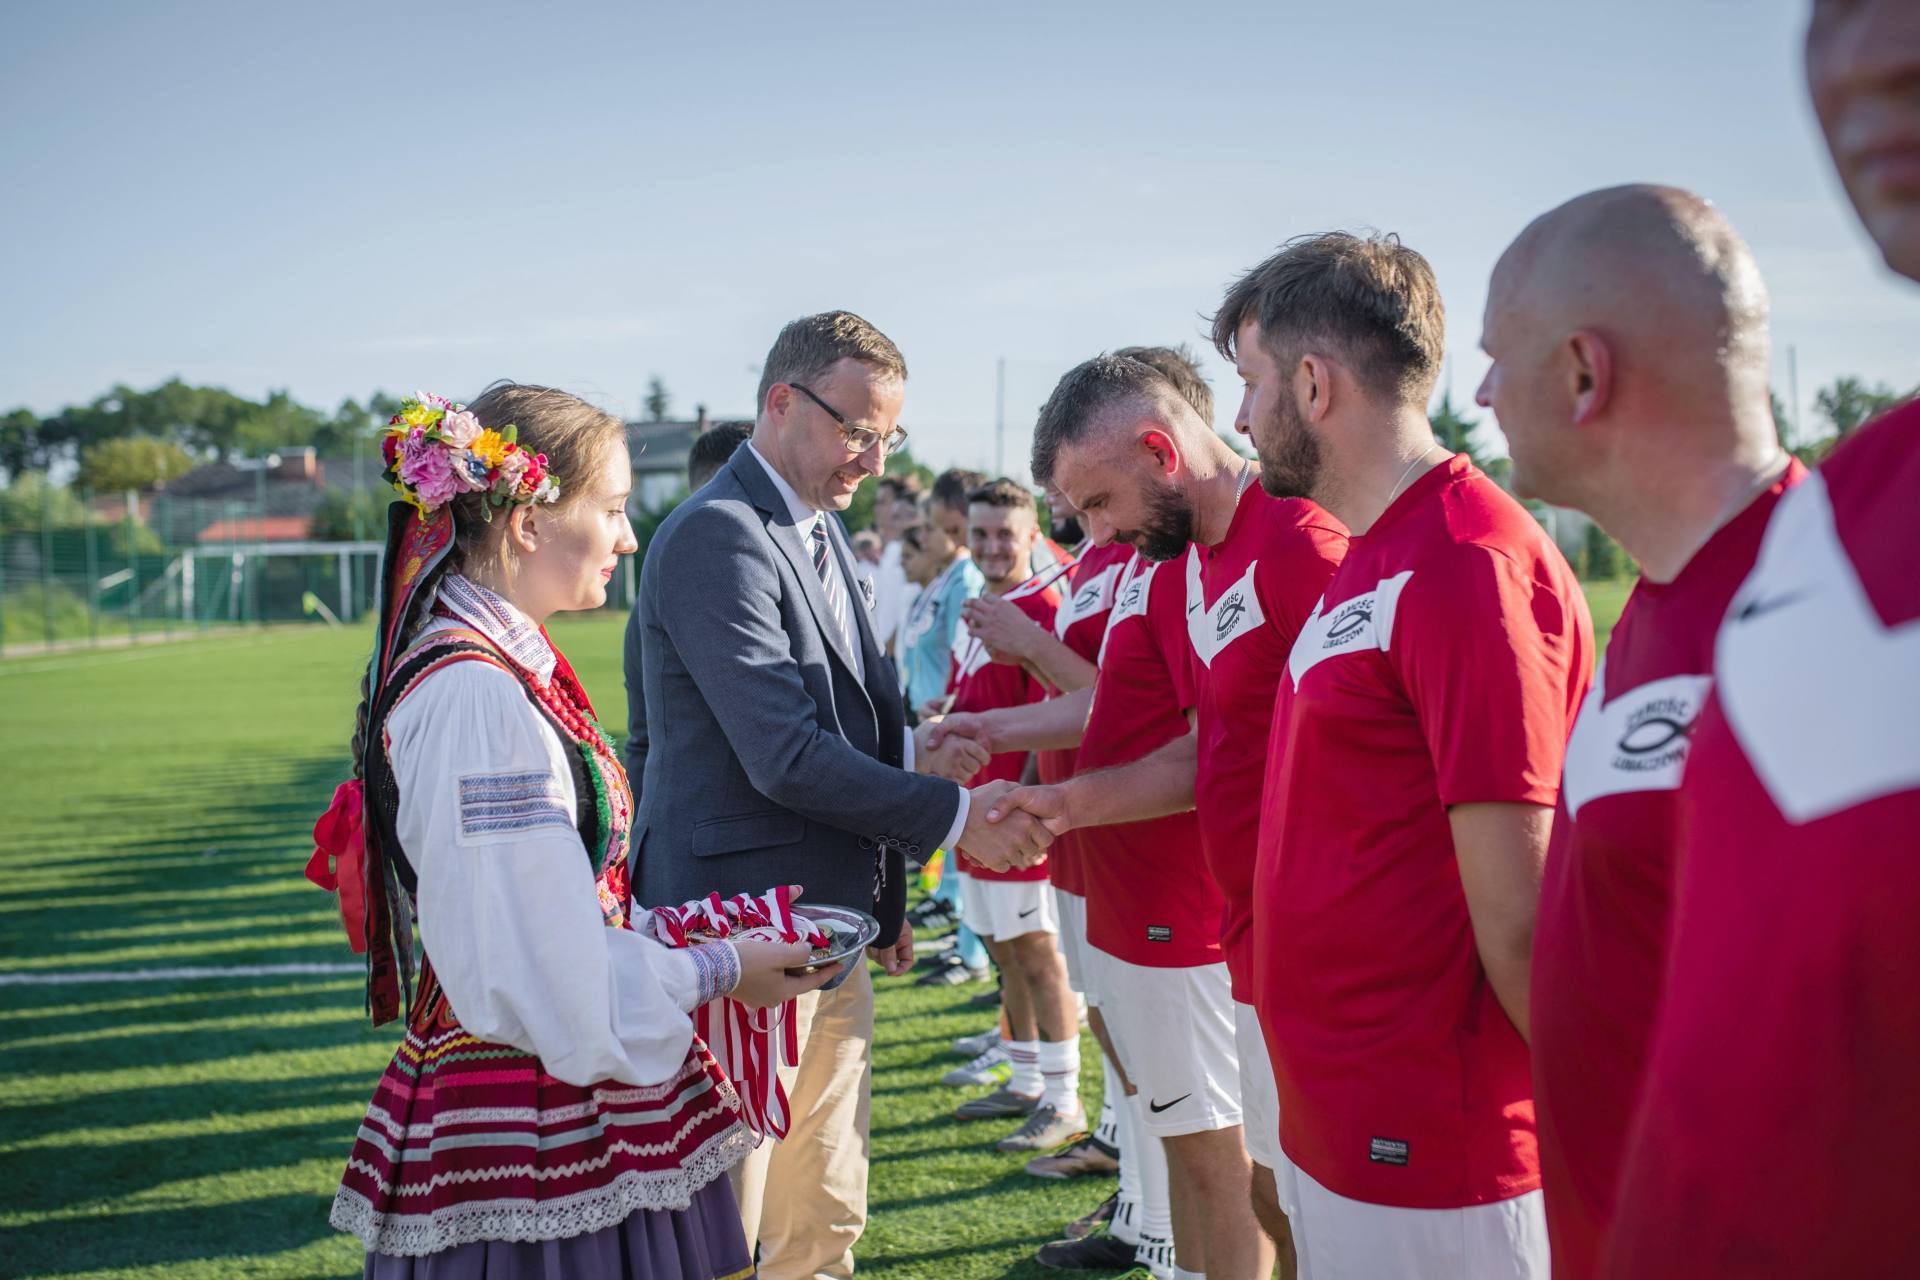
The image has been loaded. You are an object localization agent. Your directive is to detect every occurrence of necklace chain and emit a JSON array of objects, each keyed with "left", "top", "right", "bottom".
[{"left": 1385, "top": 444, "right": 1442, "bottom": 509}]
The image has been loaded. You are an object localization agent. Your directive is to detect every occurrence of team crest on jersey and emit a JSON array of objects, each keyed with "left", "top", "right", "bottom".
[
  {"left": 1717, "top": 473, "right": 1920, "bottom": 823},
  {"left": 1187, "top": 556, "right": 1268, "bottom": 668},
  {"left": 1286, "top": 571, "right": 1414, "bottom": 687},
  {"left": 1054, "top": 563, "right": 1121, "bottom": 639},
  {"left": 1562, "top": 665, "right": 1711, "bottom": 817}
]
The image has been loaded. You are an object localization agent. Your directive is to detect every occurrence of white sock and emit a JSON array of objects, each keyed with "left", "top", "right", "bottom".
[
  {"left": 1129, "top": 1091, "right": 1173, "bottom": 1263},
  {"left": 1174, "top": 1269, "right": 1206, "bottom": 1280},
  {"left": 1095, "top": 1049, "right": 1123, "bottom": 1148},
  {"left": 1135, "top": 1231, "right": 1174, "bottom": 1280},
  {"left": 1111, "top": 1089, "right": 1142, "bottom": 1246},
  {"left": 1038, "top": 1037, "right": 1081, "bottom": 1111},
  {"left": 1007, "top": 1039, "right": 1042, "bottom": 1097}
]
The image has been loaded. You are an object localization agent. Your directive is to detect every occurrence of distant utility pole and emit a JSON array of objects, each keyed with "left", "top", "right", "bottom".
[
  {"left": 995, "top": 357, "right": 1006, "bottom": 476},
  {"left": 1789, "top": 343, "right": 1801, "bottom": 444}
]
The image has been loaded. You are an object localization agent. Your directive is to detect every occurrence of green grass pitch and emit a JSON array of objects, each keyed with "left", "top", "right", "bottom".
[{"left": 0, "top": 581, "right": 1629, "bottom": 1278}]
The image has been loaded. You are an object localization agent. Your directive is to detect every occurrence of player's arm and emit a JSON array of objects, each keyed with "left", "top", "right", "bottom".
[
  {"left": 1449, "top": 800, "right": 1551, "bottom": 1043},
  {"left": 985, "top": 712, "right": 1197, "bottom": 836},
  {"left": 927, "top": 686, "right": 1095, "bottom": 755},
  {"left": 962, "top": 593, "right": 1098, "bottom": 692}
]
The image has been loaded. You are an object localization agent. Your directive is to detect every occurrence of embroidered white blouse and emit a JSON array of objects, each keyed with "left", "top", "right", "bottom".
[{"left": 385, "top": 575, "right": 723, "bottom": 1088}]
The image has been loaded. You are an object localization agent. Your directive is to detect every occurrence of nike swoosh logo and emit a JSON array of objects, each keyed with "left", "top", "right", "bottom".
[
  {"left": 1736, "top": 589, "right": 1809, "bottom": 623},
  {"left": 1018, "top": 907, "right": 1038, "bottom": 918},
  {"left": 1148, "top": 1094, "right": 1191, "bottom": 1114}
]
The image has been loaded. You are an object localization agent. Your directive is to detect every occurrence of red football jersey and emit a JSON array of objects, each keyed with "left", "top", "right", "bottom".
[
  {"left": 1078, "top": 550, "right": 1221, "bottom": 968},
  {"left": 948, "top": 574, "right": 1063, "bottom": 882},
  {"left": 1532, "top": 462, "right": 1803, "bottom": 1277},
  {"left": 1606, "top": 407, "right": 1920, "bottom": 1277},
  {"left": 1255, "top": 454, "right": 1592, "bottom": 1210},
  {"left": 1188, "top": 484, "right": 1347, "bottom": 996},
  {"left": 1041, "top": 541, "right": 1130, "bottom": 896}
]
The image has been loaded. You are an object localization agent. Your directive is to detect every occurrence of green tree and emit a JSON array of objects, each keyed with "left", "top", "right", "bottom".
[
  {"left": 1581, "top": 519, "right": 1625, "bottom": 581},
  {"left": 1771, "top": 390, "right": 1795, "bottom": 449},
  {"left": 1813, "top": 376, "right": 1907, "bottom": 441},
  {"left": 644, "top": 377, "right": 672, "bottom": 422},
  {"left": 0, "top": 472, "right": 93, "bottom": 530},
  {"left": 1, "top": 408, "right": 48, "bottom": 479},
  {"left": 76, "top": 435, "right": 196, "bottom": 494},
  {"left": 310, "top": 488, "right": 397, "bottom": 542},
  {"left": 1431, "top": 391, "right": 1491, "bottom": 470}
]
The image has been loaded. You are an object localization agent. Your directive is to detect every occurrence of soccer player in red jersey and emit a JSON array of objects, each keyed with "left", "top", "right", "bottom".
[
  {"left": 1605, "top": 6, "right": 1920, "bottom": 1274},
  {"left": 1477, "top": 185, "right": 1804, "bottom": 1278},
  {"left": 944, "top": 479, "right": 1088, "bottom": 1152},
  {"left": 980, "top": 353, "right": 1347, "bottom": 1280},
  {"left": 1228, "top": 232, "right": 1591, "bottom": 1278},
  {"left": 934, "top": 349, "right": 1263, "bottom": 1278}
]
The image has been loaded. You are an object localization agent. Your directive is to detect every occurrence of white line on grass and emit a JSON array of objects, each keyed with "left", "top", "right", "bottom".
[
  {"left": 0, "top": 962, "right": 362, "bottom": 986},
  {"left": 4, "top": 941, "right": 956, "bottom": 985}
]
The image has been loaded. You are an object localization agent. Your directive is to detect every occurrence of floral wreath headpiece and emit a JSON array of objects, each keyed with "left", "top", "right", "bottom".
[{"left": 380, "top": 391, "right": 560, "bottom": 518}]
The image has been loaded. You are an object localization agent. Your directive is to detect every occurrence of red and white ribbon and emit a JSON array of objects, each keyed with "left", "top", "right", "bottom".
[{"left": 643, "top": 885, "right": 829, "bottom": 1140}]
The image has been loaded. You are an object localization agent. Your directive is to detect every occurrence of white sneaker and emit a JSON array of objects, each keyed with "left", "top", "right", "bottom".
[
  {"left": 951, "top": 1028, "right": 1001, "bottom": 1058},
  {"left": 941, "top": 1042, "right": 1013, "bottom": 1088}
]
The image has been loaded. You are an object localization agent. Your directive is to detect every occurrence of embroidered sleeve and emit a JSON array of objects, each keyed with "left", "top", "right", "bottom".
[{"left": 456, "top": 770, "right": 572, "bottom": 844}]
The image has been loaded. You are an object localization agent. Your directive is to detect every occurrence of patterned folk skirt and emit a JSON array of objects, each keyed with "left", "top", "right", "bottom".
[{"left": 331, "top": 980, "right": 756, "bottom": 1280}]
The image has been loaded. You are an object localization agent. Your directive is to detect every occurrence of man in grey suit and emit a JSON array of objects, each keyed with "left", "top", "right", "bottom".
[{"left": 632, "top": 310, "right": 1049, "bottom": 1278}]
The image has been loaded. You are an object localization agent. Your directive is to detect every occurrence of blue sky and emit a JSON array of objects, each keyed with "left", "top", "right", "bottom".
[{"left": 3, "top": 0, "right": 1913, "bottom": 472}]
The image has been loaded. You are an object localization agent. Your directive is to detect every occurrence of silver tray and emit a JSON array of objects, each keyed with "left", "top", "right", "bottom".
[{"left": 787, "top": 903, "right": 882, "bottom": 986}]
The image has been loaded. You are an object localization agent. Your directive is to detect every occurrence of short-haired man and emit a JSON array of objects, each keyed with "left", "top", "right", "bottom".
[
  {"left": 689, "top": 420, "right": 753, "bottom": 491},
  {"left": 1224, "top": 232, "right": 1589, "bottom": 1278},
  {"left": 927, "top": 346, "right": 1217, "bottom": 1272},
  {"left": 1476, "top": 185, "right": 1803, "bottom": 1279},
  {"left": 622, "top": 419, "right": 755, "bottom": 794},
  {"left": 1606, "top": 7, "right": 1920, "bottom": 1273},
  {"left": 975, "top": 350, "right": 1347, "bottom": 1280},
  {"left": 634, "top": 310, "right": 1051, "bottom": 1279},
  {"left": 945, "top": 479, "right": 1088, "bottom": 1155}
]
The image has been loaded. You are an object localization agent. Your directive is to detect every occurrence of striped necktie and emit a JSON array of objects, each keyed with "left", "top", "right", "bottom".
[{"left": 809, "top": 518, "right": 852, "bottom": 655}]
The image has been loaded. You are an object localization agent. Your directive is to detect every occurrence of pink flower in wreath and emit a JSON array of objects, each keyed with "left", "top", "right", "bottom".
[
  {"left": 437, "top": 409, "right": 482, "bottom": 449},
  {"left": 398, "top": 440, "right": 461, "bottom": 508},
  {"left": 492, "top": 445, "right": 531, "bottom": 491}
]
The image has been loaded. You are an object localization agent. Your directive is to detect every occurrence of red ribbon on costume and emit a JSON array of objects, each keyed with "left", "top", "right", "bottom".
[
  {"left": 643, "top": 885, "right": 829, "bottom": 1140},
  {"left": 305, "top": 780, "right": 369, "bottom": 954}
]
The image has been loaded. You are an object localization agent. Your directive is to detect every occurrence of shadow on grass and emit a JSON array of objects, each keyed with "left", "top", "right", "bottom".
[{"left": 2, "top": 1193, "right": 352, "bottom": 1276}]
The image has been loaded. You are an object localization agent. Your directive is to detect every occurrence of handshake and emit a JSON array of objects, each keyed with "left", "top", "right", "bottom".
[{"left": 912, "top": 719, "right": 1072, "bottom": 874}]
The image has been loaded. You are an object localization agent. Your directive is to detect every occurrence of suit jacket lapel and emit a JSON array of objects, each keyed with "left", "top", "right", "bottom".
[{"left": 730, "top": 447, "right": 865, "bottom": 679}]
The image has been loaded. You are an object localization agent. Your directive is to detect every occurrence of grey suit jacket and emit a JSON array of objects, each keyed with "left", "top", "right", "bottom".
[{"left": 630, "top": 445, "right": 959, "bottom": 940}]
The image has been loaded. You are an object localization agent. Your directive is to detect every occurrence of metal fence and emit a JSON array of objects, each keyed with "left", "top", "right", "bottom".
[{"left": 0, "top": 486, "right": 642, "bottom": 656}]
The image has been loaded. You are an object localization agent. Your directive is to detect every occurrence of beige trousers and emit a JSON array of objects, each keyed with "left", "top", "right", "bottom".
[{"left": 730, "top": 961, "right": 874, "bottom": 1280}]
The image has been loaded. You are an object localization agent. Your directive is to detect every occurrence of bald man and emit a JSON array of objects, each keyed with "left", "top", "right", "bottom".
[
  {"left": 1604, "top": 7, "right": 1920, "bottom": 1276},
  {"left": 1478, "top": 184, "right": 1802, "bottom": 1279}
]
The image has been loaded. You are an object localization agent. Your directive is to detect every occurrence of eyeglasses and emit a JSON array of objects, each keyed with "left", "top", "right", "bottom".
[{"left": 790, "top": 382, "right": 910, "bottom": 457}]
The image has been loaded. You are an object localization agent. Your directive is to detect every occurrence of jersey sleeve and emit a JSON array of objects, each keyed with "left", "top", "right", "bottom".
[
  {"left": 1395, "top": 545, "right": 1584, "bottom": 809},
  {"left": 1256, "top": 520, "right": 1346, "bottom": 638},
  {"left": 387, "top": 659, "right": 701, "bottom": 1088}
]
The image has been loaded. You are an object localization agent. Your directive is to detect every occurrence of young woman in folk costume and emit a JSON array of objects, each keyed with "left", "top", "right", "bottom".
[{"left": 318, "top": 384, "right": 839, "bottom": 1279}]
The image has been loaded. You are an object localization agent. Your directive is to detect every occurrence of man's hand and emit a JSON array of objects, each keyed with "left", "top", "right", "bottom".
[
  {"left": 869, "top": 920, "right": 914, "bottom": 977},
  {"left": 913, "top": 718, "right": 989, "bottom": 783},
  {"left": 984, "top": 783, "right": 1074, "bottom": 838},
  {"left": 925, "top": 710, "right": 992, "bottom": 755},
  {"left": 959, "top": 779, "right": 1055, "bottom": 872},
  {"left": 963, "top": 594, "right": 1047, "bottom": 663}
]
